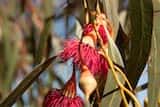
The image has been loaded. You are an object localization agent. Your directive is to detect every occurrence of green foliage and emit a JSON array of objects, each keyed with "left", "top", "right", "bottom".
[
  {"left": 101, "top": 0, "right": 153, "bottom": 106},
  {"left": 101, "top": 70, "right": 124, "bottom": 107},
  {"left": 0, "top": 0, "right": 158, "bottom": 107},
  {"left": 0, "top": 56, "right": 57, "bottom": 107},
  {"left": 148, "top": 0, "right": 160, "bottom": 106},
  {"left": 124, "top": 0, "right": 153, "bottom": 89}
]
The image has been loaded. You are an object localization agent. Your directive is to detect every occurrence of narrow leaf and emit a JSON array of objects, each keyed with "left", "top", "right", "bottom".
[
  {"left": 35, "top": 20, "right": 51, "bottom": 64},
  {"left": 148, "top": 0, "right": 160, "bottom": 106},
  {"left": 100, "top": 0, "right": 123, "bottom": 106},
  {"left": 75, "top": 20, "right": 83, "bottom": 39},
  {"left": 124, "top": 0, "right": 153, "bottom": 89},
  {"left": 0, "top": 56, "right": 57, "bottom": 107},
  {"left": 148, "top": 32, "right": 160, "bottom": 107},
  {"left": 100, "top": 69, "right": 125, "bottom": 107},
  {"left": 107, "top": 32, "right": 124, "bottom": 67}
]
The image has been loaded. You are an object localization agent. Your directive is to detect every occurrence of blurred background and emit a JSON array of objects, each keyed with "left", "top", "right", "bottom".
[
  {"left": 0, "top": 0, "right": 87, "bottom": 106},
  {"left": 0, "top": 0, "right": 156, "bottom": 107}
]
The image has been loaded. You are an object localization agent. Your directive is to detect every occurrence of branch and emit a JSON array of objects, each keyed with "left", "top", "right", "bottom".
[{"left": 102, "top": 82, "right": 148, "bottom": 98}]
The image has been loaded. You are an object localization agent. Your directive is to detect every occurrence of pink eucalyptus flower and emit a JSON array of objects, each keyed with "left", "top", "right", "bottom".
[
  {"left": 60, "top": 39, "right": 109, "bottom": 75},
  {"left": 59, "top": 22, "right": 109, "bottom": 75},
  {"left": 99, "top": 54, "right": 109, "bottom": 76},
  {"left": 59, "top": 39, "right": 101, "bottom": 75},
  {"left": 82, "top": 24, "right": 94, "bottom": 35},
  {"left": 43, "top": 89, "right": 83, "bottom": 107},
  {"left": 98, "top": 25, "right": 108, "bottom": 44},
  {"left": 43, "top": 70, "right": 84, "bottom": 107}
]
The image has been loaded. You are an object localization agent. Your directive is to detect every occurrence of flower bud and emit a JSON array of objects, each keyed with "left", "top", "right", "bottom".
[{"left": 79, "top": 65, "right": 97, "bottom": 100}]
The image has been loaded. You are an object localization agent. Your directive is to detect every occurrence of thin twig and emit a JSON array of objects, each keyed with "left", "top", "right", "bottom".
[
  {"left": 114, "top": 66, "right": 133, "bottom": 91},
  {"left": 120, "top": 89, "right": 128, "bottom": 107},
  {"left": 83, "top": 0, "right": 89, "bottom": 24},
  {"left": 144, "top": 98, "right": 148, "bottom": 107},
  {"left": 103, "top": 82, "right": 148, "bottom": 98},
  {"left": 107, "top": 54, "right": 141, "bottom": 107},
  {"left": 94, "top": 23, "right": 141, "bottom": 107},
  {"left": 102, "top": 87, "right": 119, "bottom": 97},
  {"left": 134, "top": 83, "right": 148, "bottom": 92},
  {"left": 158, "top": 98, "right": 160, "bottom": 107},
  {"left": 96, "top": 88, "right": 101, "bottom": 107},
  {"left": 96, "top": 0, "right": 101, "bottom": 14}
]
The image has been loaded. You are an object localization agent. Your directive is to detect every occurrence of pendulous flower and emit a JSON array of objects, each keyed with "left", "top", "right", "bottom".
[
  {"left": 43, "top": 69, "right": 84, "bottom": 107},
  {"left": 98, "top": 25, "right": 108, "bottom": 44},
  {"left": 94, "top": 13, "right": 113, "bottom": 45},
  {"left": 43, "top": 89, "right": 83, "bottom": 107},
  {"left": 59, "top": 39, "right": 102, "bottom": 75},
  {"left": 58, "top": 21, "right": 110, "bottom": 102},
  {"left": 59, "top": 24, "right": 108, "bottom": 76}
]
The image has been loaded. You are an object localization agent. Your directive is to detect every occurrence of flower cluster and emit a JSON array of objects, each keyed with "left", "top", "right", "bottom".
[
  {"left": 43, "top": 12, "right": 113, "bottom": 107},
  {"left": 60, "top": 23, "right": 109, "bottom": 76},
  {"left": 43, "top": 69, "right": 84, "bottom": 107}
]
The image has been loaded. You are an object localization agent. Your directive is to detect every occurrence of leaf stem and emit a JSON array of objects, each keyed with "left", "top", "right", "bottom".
[
  {"left": 94, "top": 24, "right": 141, "bottom": 107},
  {"left": 114, "top": 66, "right": 133, "bottom": 91},
  {"left": 120, "top": 89, "right": 128, "bottom": 107}
]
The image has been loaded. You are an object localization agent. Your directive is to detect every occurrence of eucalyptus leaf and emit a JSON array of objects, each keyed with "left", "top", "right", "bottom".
[
  {"left": 100, "top": 0, "right": 124, "bottom": 106},
  {"left": 116, "top": 0, "right": 153, "bottom": 106},
  {"left": 35, "top": 20, "right": 51, "bottom": 64},
  {"left": 124, "top": 0, "right": 153, "bottom": 89},
  {"left": 0, "top": 56, "right": 57, "bottom": 107},
  {"left": 97, "top": 23, "right": 124, "bottom": 107},
  {"left": 1, "top": 18, "right": 20, "bottom": 93},
  {"left": 75, "top": 19, "right": 83, "bottom": 39},
  {"left": 107, "top": 32, "right": 124, "bottom": 67},
  {"left": 148, "top": 0, "right": 160, "bottom": 106},
  {"left": 148, "top": 33, "right": 160, "bottom": 107},
  {"left": 100, "top": 69, "right": 124, "bottom": 107}
]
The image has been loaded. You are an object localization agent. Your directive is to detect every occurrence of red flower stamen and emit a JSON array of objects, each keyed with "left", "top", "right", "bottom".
[
  {"left": 43, "top": 69, "right": 84, "bottom": 107},
  {"left": 43, "top": 89, "right": 83, "bottom": 107},
  {"left": 62, "top": 68, "right": 76, "bottom": 98},
  {"left": 60, "top": 39, "right": 109, "bottom": 75},
  {"left": 99, "top": 54, "right": 109, "bottom": 76},
  {"left": 98, "top": 25, "right": 108, "bottom": 44},
  {"left": 59, "top": 39, "right": 102, "bottom": 75},
  {"left": 82, "top": 24, "right": 97, "bottom": 45},
  {"left": 82, "top": 24, "right": 94, "bottom": 35}
]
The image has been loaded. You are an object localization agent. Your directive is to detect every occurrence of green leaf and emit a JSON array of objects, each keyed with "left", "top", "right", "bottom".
[
  {"left": 75, "top": 20, "right": 83, "bottom": 39},
  {"left": 100, "top": 69, "right": 124, "bottom": 107},
  {"left": 148, "top": 0, "right": 160, "bottom": 106},
  {"left": 35, "top": 20, "right": 51, "bottom": 64},
  {"left": 0, "top": 56, "right": 57, "bottom": 107},
  {"left": 41, "top": 0, "right": 53, "bottom": 17},
  {"left": 102, "top": 0, "right": 119, "bottom": 40},
  {"left": 1, "top": 18, "right": 20, "bottom": 93},
  {"left": 100, "top": 1, "right": 123, "bottom": 106},
  {"left": 124, "top": 0, "right": 153, "bottom": 89},
  {"left": 107, "top": 31, "right": 124, "bottom": 67}
]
